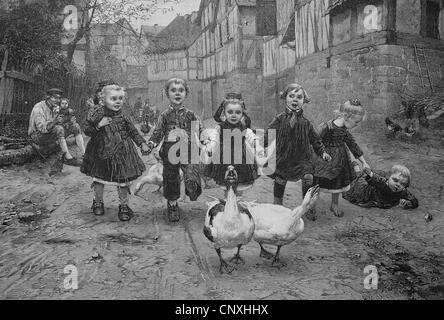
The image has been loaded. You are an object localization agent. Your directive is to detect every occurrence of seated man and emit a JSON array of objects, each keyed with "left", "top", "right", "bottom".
[{"left": 28, "top": 88, "right": 82, "bottom": 171}]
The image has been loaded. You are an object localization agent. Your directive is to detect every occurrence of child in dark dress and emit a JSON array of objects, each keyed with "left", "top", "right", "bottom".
[
  {"left": 204, "top": 94, "right": 265, "bottom": 196},
  {"left": 343, "top": 165, "right": 418, "bottom": 209},
  {"left": 314, "top": 99, "right": 371, "bottom": 217},
  {"left": 81, "top": 84, "right": 150, "bottom": 221},
  {"left": 268, "top": 83, "right": 331, "bottom": 220}
]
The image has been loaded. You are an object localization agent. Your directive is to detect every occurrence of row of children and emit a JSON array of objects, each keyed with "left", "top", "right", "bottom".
[{"left": 79, "top": 78, "right": 418, "bottom": 222}]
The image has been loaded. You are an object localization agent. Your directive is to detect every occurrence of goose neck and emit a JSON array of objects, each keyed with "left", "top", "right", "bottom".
[{"left": 224, "top": 188, "right": 239, "bottom": 217}]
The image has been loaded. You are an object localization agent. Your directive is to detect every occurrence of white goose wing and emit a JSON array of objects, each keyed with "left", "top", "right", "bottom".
[
  {"left": 203, "top": 200, "right": 224, "bottom": 243},
  {"left": 247, "top": 203, "right": 294, "bottom": 240}
]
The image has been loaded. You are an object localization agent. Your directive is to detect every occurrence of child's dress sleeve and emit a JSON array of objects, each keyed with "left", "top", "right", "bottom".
[
  {"left": 83, "top": 121, "right": 99, "bottom": 137},
  {"left": 400, "top": 189, "right": 419, "bottom": 209},
  {"left": 344, "top": 131, "right": 364, "bottom": 158},
  {"left": 268, "top": 115, "right": 281, "bottom": 130},
  {"left": 149, "top": 112, "right": 166, "bottom": 146},
  {"left": 365, "top": 172, "right": 387, "bottom": 189},
  {"left": 308, "top": 122, "right": 325, "bottom": 157},
  {"left": 317, "top": 122, "right": 329, "bottom": 139},
  {"left": 126, "top": 118, "right": 146, "bottom": 147}
]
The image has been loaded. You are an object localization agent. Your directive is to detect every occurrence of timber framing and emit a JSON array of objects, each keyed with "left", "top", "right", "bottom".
[{"left": 0, "top": 71, "right": 34, "bottom": 83}]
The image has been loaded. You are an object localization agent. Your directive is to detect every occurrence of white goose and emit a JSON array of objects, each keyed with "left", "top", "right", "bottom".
[
  {"left": 134, "top": 149, "right": 183, "bottom": 196},
  {"left": 244, "top": 185, "right": 320, "bottom": 268},
  {"left": 203, "top": 166, "right": 255, "bottom": 274}
]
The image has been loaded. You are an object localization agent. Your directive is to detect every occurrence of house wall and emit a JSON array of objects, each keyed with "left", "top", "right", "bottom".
[
  {"left": 396, "top": 0, "right": 444, "bottom": 37},
  {"left": 292, "top": 42, "right": 444, "bottom": 130},
  {"left": 147, "top": 51, "right": 189, "bottom": 81},
  {"left": 262, "top": 0, "right": 296, "bottom": 120},
  {"left": 396, "top": 0, "right": 421, "bottom": 34},
  {"left": 288, "top": 0, "right": 444, "bottom": 132},
  {"left": 295, "top": 0, "right": 329, "bottom": 59}
]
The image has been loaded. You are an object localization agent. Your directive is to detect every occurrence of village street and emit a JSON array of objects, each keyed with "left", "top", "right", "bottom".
[{"left": 0, "top": 125, "right": 443, "bottom": 301}]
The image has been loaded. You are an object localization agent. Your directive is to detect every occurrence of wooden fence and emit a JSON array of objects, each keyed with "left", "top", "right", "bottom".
[{"left": 0, "top": 49, "right": 93, "bottom": 134}]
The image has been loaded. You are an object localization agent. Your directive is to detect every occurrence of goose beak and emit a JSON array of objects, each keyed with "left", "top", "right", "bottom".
[
  {"left": 311, "top": 185, "right": 320, "bottom": 196},
  {"left": 309, "top": 185, "right": 320, "bottom": 201},
  {"left": 224, "top": 165, "right": 238, "bottom": 189}
]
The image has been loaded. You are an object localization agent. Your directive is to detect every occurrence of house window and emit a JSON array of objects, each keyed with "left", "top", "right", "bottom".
[
  {"left": 330, "top": 0, "right": 384, "bottom": 46},
  {"left": 219, "top": 24, "right": 223, "bottom": 46},
  {"left": 105, "top": 35, "right": 118, "bottom": 46},
  {"left": 226, "top": 17, "right": 230, "bottom": 40},
  {"left": 424, "top": 0, "right": 441, "bottom": 39},
  {"left": 257, "top": 0, "right": 277, "bottom": 36}
]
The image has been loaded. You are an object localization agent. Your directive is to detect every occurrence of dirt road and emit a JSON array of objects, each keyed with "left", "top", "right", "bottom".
[{"left": 0, "top": 131, "right": 443, "bottom": 300}]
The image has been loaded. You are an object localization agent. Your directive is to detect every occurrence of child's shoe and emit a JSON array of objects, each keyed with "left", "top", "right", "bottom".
[
  {"left": 167, "top": 202, "right": 180, "bottom": 222},
  {"left": 92, "top": 200, "right": 105, "bottom": 216},
  {"left": 118, "top": 205, "right": 134, "bottom": 222}
]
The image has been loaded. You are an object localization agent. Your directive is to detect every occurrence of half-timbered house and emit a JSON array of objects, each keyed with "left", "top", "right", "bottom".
[
  {"left": 145, "top": 13, "right": 202, "bottom": 114},
  {"left": 88, "top": 19, "right": 152, "bottom": 107},
  {"left": 262, "top": 0, "right": 299, "bottom": 122},
  {"left": 289, "top": 0, "right": 444, "bottom": 128}
]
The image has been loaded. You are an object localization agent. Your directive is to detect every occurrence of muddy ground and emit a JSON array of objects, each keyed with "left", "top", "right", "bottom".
[{"left": 0, "top": 127, "right": 443, "bottom": 300}]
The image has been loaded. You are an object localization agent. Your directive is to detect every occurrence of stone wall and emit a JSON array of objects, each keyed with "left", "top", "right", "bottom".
[
  {"left": 146, "top": 42, "right": 444, "bottom": 131},
  {"left": 293, "top": 43, "right": 444, "bottom": 130}
]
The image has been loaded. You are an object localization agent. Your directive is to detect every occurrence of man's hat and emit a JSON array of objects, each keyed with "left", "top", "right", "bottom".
[{"left": 46, "top": 88, "right": 64, "bottom": 96}]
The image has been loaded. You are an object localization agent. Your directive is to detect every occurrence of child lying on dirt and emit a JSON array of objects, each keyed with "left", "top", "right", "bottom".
[{"left": 343, "top": 164, "right": 418, "bottom": 209}]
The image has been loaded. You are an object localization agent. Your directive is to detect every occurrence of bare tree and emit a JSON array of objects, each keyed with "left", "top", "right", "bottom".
[{"left": 64, "top": 0, "right": 183, "bottom": 63}]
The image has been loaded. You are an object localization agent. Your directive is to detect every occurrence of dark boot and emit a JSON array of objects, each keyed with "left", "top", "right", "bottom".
[
  {"left": 91, "top": 200, "right": 105, "bottom": 216},
  {"left": 185, "top": 179, "right": 201, "bottom": 201},
  {"left": 273, "top": 197, "right": 283, "bottom": 205},
  {"left": 167, "top": 201, "right": 180, "bottom": 222},
  {"left": 118, "top": 205, "right": 134, "bottom": 222}
]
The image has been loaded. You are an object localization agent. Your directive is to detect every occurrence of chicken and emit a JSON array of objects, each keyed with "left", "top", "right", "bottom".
[
  {"left": 385, "top": 117, "right": 417, "bottom": 138},
  {"left": 203, "top": 166, "right": 255, "bottom": 274},
  {"left": 244, "top": 185, "right": 320, "bottom": 268},
  {"left": 385, "top": 117, "right": 403, "bottom": 133}
]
